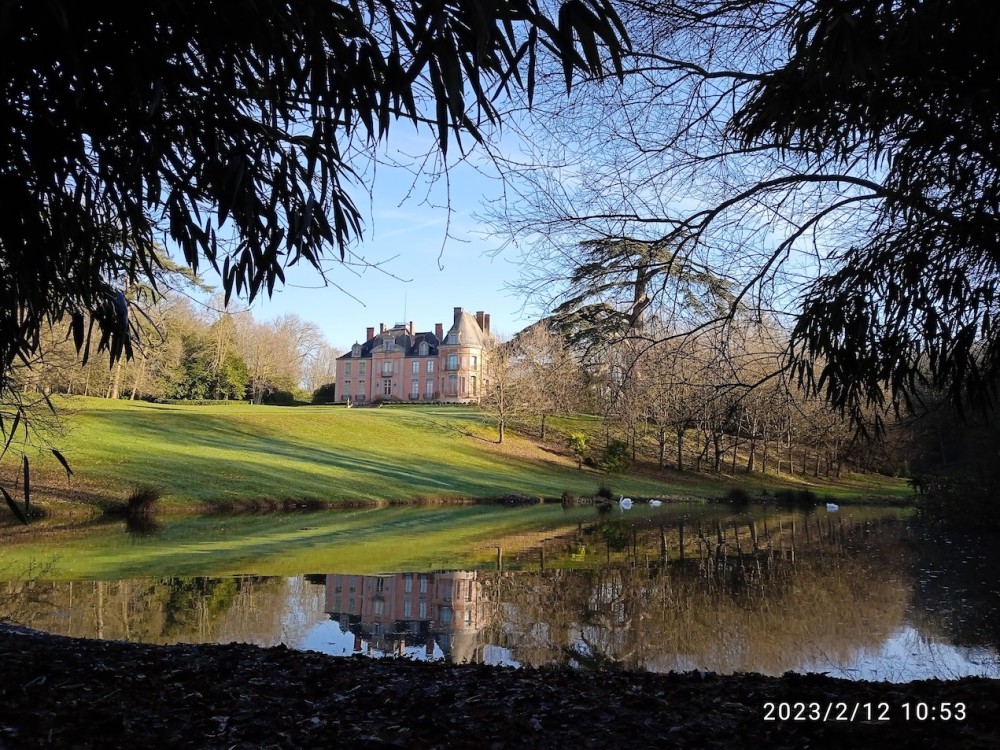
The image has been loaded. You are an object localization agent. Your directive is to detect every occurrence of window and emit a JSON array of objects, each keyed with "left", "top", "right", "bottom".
[
  {"left": 383, "top": 339, "right": 393, "bottom": 352},
  {"left": 419, "top": 575, "right": 428, "bottom": 595},
  {"left": 383, "top": 380, "right": 392, "bottom": 396},
  {"left": 448, "top": 373, "right": 457, "bottom": 394},
  {"left": 425, "top": 379, "right": 434, "bottom": 397},
  {"left": 460, "top": 376, "right": 466, "bottom": 394},
  {"left": 447, "top": 333, "right": 458, "bottom": 344},
  {"left": 357, "top": 380, "right": 365, "bottom": 394},
  {"left": 403, "top": 600, "right": 412, "bottom": 618},
  {"left": 375, "top": 578, "right": 385, "bottom": 593},
  {"left": 373, "top": 599, "right": 384, "bottom": 616},
  {"left": 410, "top": 379, "right": 419, "bottom": 396},
  {"left": 447, "top": 354, "right": 458, "bottom": 370},
  {"left": 470, "top": 355, "right": 478, "bottom": 369},
  {"left": 351, "top": 344, "right": 361, "bottom": 357},
  {"left": 470, "top": 375, "right": 477, "bottom": 396},
  {"left": 382, "top": 361, "right": 393, "bottom": 376},
  {"left": 426, "top": 360, "right": 434, "bottom": 373},
  {"left": 343, "top": 380, "right": 351, "bottom": 398},
  {"left": 419, "top": 341, "right": 429, "bottom": 356},
  {"left": 419, "top": 601, "right": 427, "bottom": 619},
  {"left": 344, "top": 362, "right": 352, "bottom": 375},
  {"left": 403, "top": 574, "right": 413, "bottom": 594},
  {"left": 411, "top": 360, "right": 419, "bottom": 374},
  {"left": 359, "top": 362, "right": 366, "bottom": 375}
]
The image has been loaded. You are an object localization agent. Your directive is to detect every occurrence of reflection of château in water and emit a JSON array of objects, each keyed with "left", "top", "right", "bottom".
[{"left": 324, "top": 571, "right": 490, "bottom": 663}]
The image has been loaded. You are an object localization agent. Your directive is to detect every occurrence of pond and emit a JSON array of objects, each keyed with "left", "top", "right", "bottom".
[{"left": 2, "top": 502, "right": 999, "bottom": 682}]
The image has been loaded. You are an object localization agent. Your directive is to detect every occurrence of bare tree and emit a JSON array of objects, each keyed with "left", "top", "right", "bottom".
[
  {"left": 481, "top": 335, "right": 530, "bottom": 444},
  {"left": 302, "top": 343, "right": 344, "bottom": 395},
  {"left": 487, "top": 0, "right": 1000, "bottom": 431},
  {"left": 512, "top": 323, "right": 586, "bottom": 440}
]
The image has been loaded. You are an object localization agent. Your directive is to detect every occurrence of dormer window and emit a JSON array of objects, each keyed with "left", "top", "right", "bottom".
[
  {"left": 447, "top": 333, "right": 458, "bottom": 344},
  {"left": 383, "top": 339, "right": 394, "bottom": 352},
  {"left": 418, "top": 341, "right": 429, "bottom": 356},
  {"left": 351, "top": 344, "right": 361, "bottom": 357}
]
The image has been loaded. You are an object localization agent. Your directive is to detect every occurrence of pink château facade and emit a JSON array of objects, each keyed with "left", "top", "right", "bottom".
[{"left": 336, "top": 307, "right": 490, "bottom": 404}]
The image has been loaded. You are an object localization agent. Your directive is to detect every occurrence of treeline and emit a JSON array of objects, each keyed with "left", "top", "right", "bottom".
[
  {"left": 20, "top": 293, "right": 341, "bottom": 404},
  {"left": 497, "top": 319, "right": 897, "bottom": 479}
]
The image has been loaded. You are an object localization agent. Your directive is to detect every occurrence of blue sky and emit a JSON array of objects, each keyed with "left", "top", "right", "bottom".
[{"left": 234, "top": 135, "right": 538, "bottom": 351}]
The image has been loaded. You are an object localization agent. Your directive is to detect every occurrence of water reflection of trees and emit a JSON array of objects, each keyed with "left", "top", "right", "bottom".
[
  {"left": 0, "top": 576, "right": 327, "bottom": 648},
  {"left": 7, "top": 511, "right": 998, "bottom": 678},
  {"left": 483, "top": 514, "right": 914, "bottom": 675}
]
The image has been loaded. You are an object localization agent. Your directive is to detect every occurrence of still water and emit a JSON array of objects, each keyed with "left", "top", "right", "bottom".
[{"left": 2, "top": 503, "right": 999, "bottom": 682}]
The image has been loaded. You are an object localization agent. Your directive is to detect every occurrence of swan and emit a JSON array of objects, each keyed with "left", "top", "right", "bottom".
[
  {"left": 619, "top": 496, "right": 633, "bottom": 510},
  {"left": 649, "top": 499, "right": 663, "bottom": 507},
  {"left": 826, "top": 502, "right": 839, "bottom": 512}
]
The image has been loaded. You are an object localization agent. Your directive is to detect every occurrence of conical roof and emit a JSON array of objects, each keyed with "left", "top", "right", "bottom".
[{"left": 444, "top": 309, "right": 487, "bottom": 347}]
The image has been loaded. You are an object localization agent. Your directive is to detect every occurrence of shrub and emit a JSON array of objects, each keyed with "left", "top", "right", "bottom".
[
  {"left": 262, "top": 389, "right": 297, "bottom": 405},
  {"left": 595, "top": 484, "right": 614, "bottom": 500},
  {"left": 561, "top": 490, "right": 577, "bottom": 509},
  {"left": 726, "top": 487, "right": 751, "bottom": 506},
  {"left": 567, "top": 432, "right": 590, "bottom": 469},
  {"left": 601, "top": 439, "right": 630, "bottom": 474},
  {"left": 774, "top": 488, "right": 817, "bottom": 508},
  {"left": 311, "top": 383, "right": 337, "bottom": 404}
]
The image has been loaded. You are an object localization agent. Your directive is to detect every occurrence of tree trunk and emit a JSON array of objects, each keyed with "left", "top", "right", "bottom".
[
  {"left": 676, "top": 427, "right": 685, "bottom": 472},
  {"left": 129, "top": 357, "right": 147, "bottom": 401},
  {"left": 107, "top": 359, "right": 123, "bottom": 400}
]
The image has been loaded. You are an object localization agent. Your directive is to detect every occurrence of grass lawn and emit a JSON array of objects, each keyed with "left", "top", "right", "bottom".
[{"left": 2, "top": 397, "right": 908, "bottom": 516}]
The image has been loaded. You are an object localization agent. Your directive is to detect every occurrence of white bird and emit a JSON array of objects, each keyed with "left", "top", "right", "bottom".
[
  {"left": 826, "top": 502, "right": 839, "bottom": 512},
  {"left": 619, "top": 496, "right": 633, "bottom": 510},
  {"left": 649, "top": 499, "right": 663, "bottom": 507}
]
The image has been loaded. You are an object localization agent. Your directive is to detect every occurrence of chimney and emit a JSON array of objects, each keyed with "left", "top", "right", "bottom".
[
  {"left": 475, "top": 311, "right": 485, "bottom": 331},
  {"left": 408, "top": 320, "right": 414, "bottom": 336},
  {"left": 453, "top": 306, "right": 463, "bottom": 324},
  {"left": 380, "top": 323, "right": 386, "bottom": 334},
  {"left": 366, "top": 327, "right": 375, "bottom": 342},
  {"left": 435, "top": 323, "right": 443, "bottom": 340},
  {"left": 483, "top": 314, "right": 491, "bottom": 334}
]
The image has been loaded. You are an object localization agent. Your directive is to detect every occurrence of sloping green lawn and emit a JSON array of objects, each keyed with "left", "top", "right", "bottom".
[
  {"left": 18, "top": 399, "right": 673, "bottom": 509},
  {"left": 5, "top": 397, "right": 906, "bottom": 515}
]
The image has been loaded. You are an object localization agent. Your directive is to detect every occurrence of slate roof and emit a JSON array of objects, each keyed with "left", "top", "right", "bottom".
[{"left": 339, "top": 328, "right": 440, "bottom": 359}]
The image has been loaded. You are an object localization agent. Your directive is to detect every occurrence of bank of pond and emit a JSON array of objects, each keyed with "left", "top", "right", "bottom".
[{"left": 1, "top": 501, "right": 997, "bottom": 682}]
